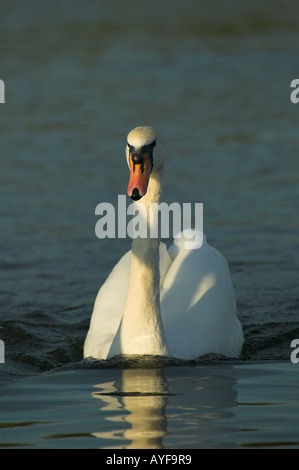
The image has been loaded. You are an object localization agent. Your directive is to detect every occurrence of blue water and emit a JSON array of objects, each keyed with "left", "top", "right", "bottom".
[{"left": 0, "top": 0, "right": 299, "bottom": 449}]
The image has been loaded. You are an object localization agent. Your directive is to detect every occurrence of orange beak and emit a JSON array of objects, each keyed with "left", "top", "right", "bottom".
[{"left": 127, "top": 152, "right": 152, "bottom": 200}]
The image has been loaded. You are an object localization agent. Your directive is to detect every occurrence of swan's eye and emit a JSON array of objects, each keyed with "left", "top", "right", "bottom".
[
  {"left": 127, "top": 143, "right": 134, "bottom": 154},
  {"left": 142, "top": 141, "right": 156, "bottom": 153}
]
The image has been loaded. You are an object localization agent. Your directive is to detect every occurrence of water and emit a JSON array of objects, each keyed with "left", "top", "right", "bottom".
[
  {"left": 1, "top": 362, "right": 299, "bottom": 449},
  {"left": 0, "top": 0, "right": 299, "bottom": 449}
]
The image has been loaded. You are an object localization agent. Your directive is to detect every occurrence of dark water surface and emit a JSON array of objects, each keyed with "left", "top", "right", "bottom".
[
  {"left": 1, "top": 362, "right": 299, "bottom": 449},
  {"left": 0, "top": 0, "right": 299, "bottom": 449}
]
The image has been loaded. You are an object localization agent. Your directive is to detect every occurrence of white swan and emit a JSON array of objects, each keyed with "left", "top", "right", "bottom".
[{"left": 84, "top": 126, "right": 244, "bottom": 360}]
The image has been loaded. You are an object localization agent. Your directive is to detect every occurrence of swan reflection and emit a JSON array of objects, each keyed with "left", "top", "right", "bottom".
[
  {"left": 92, "top": 368, "right": 168, "bottom": 448},
  {"left": 91, "top": 365, "right": 238, "bottom": 449}
]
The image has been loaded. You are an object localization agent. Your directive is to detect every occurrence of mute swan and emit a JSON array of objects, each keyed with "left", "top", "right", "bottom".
[{"left": 84, "top": 126, "right": 244, "bottom": 360}]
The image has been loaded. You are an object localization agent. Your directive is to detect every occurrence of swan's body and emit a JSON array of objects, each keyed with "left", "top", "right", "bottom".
[{"left": 84, "top": 126, "right": 243, "bottom": 360}]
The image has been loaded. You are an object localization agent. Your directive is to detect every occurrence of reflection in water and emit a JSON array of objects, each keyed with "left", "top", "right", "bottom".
[
  {"left": 92, "top": 368, "right": 168, "bottom": 448},
  {"left": 91, "top": 365, "right": 239, "bottom": 449}
]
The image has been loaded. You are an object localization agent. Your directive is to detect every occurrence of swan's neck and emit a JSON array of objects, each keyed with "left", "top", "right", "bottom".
[{"left": 108, "top": 170, "right": 169, "bottom": 357}]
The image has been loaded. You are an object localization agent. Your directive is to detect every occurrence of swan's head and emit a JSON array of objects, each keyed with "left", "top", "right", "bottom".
[{"left": 126, "top": 126, "right": 163, "bottom": 201}]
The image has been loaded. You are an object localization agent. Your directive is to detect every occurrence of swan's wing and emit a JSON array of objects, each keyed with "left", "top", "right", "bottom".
[
  {"left": 161, "top": 232, "right": 243, "bottom": 359},
  {"left": 84, "top": 243, "right": 172, "bottom": 360},
  {"left": 84, "top": 250, "right": 132, "bottom": 359}
]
